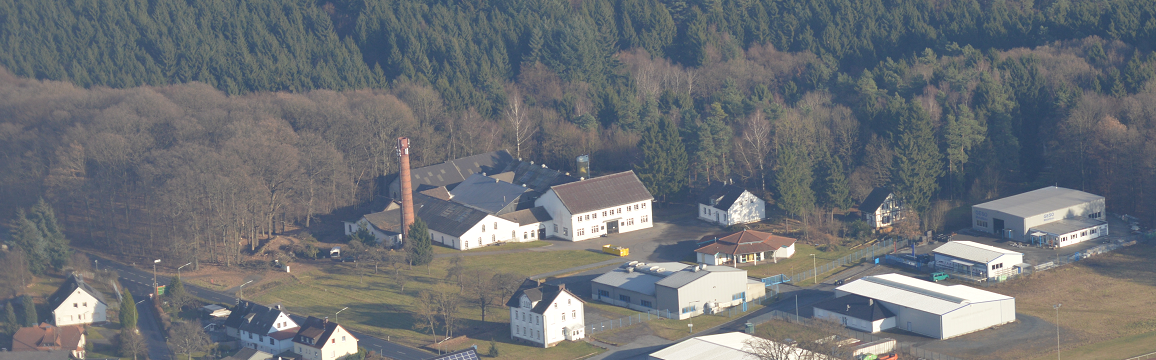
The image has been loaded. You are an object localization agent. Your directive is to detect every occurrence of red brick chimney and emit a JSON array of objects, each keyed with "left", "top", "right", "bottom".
[{"left": 398, "top": 137, "right": 415, "bottom": 240}]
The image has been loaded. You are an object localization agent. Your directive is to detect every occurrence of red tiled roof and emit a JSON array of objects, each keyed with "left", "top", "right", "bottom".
[
  {"left": 694, "top": 230, "right": 796, "bottom": 256},
  {"left": 11, "top": 323, "right": 83, "bottom": 352}
]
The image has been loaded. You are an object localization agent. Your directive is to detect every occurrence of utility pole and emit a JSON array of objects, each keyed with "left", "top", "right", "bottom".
[
  {"left": 152, "top": 259, "right": 161, "bottom": 297},
  {"left": 811, "top": 254, "right": 818, "bottom": 284},
  {"left": 1054, "top": 303, "right": 1062, "bottom": 360},
  {"left": 177, "top": 262, "right": 192, "bottom": 281}
]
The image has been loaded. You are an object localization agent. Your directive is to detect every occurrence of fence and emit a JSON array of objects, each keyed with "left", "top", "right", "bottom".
[
  {"left": 1126, "top": 350, "right": 1156, "bottom": 360},
  {"left": 787, "top": 238, "right": 910, "bottom": 284},
  {"left": 760, "top": 310, "right": 964, "bottom": 360},
  {"left": 586, "top": 295, "right": 772, "bottom": 335}
]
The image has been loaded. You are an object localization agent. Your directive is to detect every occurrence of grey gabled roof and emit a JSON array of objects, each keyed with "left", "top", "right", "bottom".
[
  {"left": 408, "top": 150, "right": 516, "bottom": 190},
  {"left": 932, "top": 241, "right": 1021, "bottom": 264},
  {"left": 812, "top": 294, "right": 896, "bottom": 322},
  {"left": 414, "top": 193, "right": 491, "bottom": 237},
  {"left": 973, "top": 186, "right": 1104, "bottom": 218},
  {"left": 1032, "top": 218, "right": 1106, "bottom": 235},
  {"left": 362, "top": 207, "right": 403, "bottom": 234},
  {"left": 498, "top": 207, "right": 553, "bottom": 226},
  {"left": 548, "top": 171, "right": 653, "bottom": 214},
  {"left": 448, "top": 173, "right": 531, "bottom": 215},
  {"left": 697, "top": 182, "right": 748, "bottom": 211},
  {"left": 507, "top": 162, "right": 579, "bottom": 192},
  {"left": 655, "top": 265, "right": 743, "bottom": 289},
  {"left": 858, "top": 187, "right": 892, "bottom": 213},
  {"left": 47, "top": 274, "right": 106, "bottom": 310},
  {"left": 504, "top": 282, "right": 583, "bottom": 315}
]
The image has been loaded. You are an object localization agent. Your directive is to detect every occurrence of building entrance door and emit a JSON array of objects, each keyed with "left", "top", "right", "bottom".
[
  {"left": 607, "top": 220, "right": 620, "bottom": 234},
  {"left": 538, "top": 228, "right": 546, "bottom": 239},
  {"left": 993, "top": 218, "right": 1005, "bottom": 234}
]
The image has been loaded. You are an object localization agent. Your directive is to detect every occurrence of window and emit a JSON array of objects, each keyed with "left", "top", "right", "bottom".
[
  {"left": 84, "top": 302, "right": 87, "bottom": 307},
  {"left": 478, "top": 239, "right": 481, "bottom": 247},
  {"left": 482, "top": 224, "right": 486, "bottom": 231},
  {"left": 591, "top": 226, "right": 598, "bottom": 233},
  {"left": 342, "top": 336, "right": 346, "bottom": 341},
  {"left": 619, "top": 294, "right": 631, "bottom": 303},
  {"left": 642, "top": 215, "right": 649, "bottom": 223},
  {"left": 703, "top": 207, "right": 708, "bottom": 214},
  {"left": 74, "top": 303, "right": 78, "bottom": 308},
  {"left": 568, "top": 299, "right": 571, "bottom": 305},
  {"left": 585, "top": 215, "right": 590, "bottom": 220},
  {"left": 976, "top": 220, "right": 988, "bottom": 227},
  {"left": 554, "top": 224, "right": 558, "bottom": 232},
  {"left": 494, "top": 222, "right": 498, "bottom": 230},
  {"left": 992, "top": 263, "right": 1003, "bottom": 270},
  {"left": 593, "top": 213, "right": 597, "bottom": 219},
  {"left": 681, "top": 305, "right": 697, "bottom": 314},
  {"left": 562, "top": 313, "right": 566, "bottom": 321},
  {"left": 492, "top": 234, "right": 496, "bottom": 242},
  {"left": 332, "top": 339, "right": 336, "bottom": 344},
  {"left": 598, "top": 290, "right": 610, "bottom": 297},
  {"left": 603, "top": 211, "right": 607, "bottom": 216},
  {"left": 642, "top": 203, "right": 646, "bottom": 208},
  {"left": 733, "top": 292, "right": 745, "bottom": 300},
  {"left": 1091, "top": 228, "right": 1097, "bottom": 234},
  {"left": 1081, "top": 231, "right": 1087, "bottom": 236},
  {"left": 577, "top": 228, "right": 585, "bottom": 236},
  {"left": 554, "top": 303, "right": 558, "bottom": 308},
  {"left": 626, "top": 218, "right": 634, "bottom": 226},
  {"left": 270, "top": 338, "right": 275, "bottom": 345},
  {"left": 572, "top": 310, "right": 577, "bottom": 318},
  {"left": 563, "top": 227, "right": 569, "bottom": 235},
  {"left": 524, "top": 232, "right": 528, "bottom": 239},
  {"left": 641, "top": 300, "right": 653, "bottom": 308},
  {"left": 617, "top": 208, "right": 621, "bottom": 213}
]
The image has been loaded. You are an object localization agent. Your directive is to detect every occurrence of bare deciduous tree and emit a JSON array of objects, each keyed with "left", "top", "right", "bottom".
[
  {"left": 505, "top": 87, "right": 537, "bottom": 159},
  {"left": 168, "top": 321, "right": 211, "bottom": 360},
  {"left": 736, "top": 109, "right": 773, "bottom": 192}
]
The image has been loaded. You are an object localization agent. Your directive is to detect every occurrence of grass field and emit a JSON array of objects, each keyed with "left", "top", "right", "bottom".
[
  {"left": 743, "top": 243, "right": 858, "bottom": 279},
  {"left": 433, "top": 240, "right": 551, "bottom": 254},
  {"left": 251, "top": 249, "right": 616, "bottom": 358},
  {"left": 988, "top": 241, "right": 1156, "bottom": 359},
  {"left": 589, "top": 303, "right": 765, "bottom": 344}
]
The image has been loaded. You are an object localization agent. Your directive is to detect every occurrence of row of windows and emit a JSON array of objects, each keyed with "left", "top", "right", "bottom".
[
  {"left": 732, "top": 292, "right": 745, "bottom": 301},
  {"left": 976, "top": 220, "right": 989, "bottom": 227},
  {"left": 575, "top": 203, "right": 647, "bottom": 223},
  {"left": 1088, "top": 211, "right": 1103, "bottom": 219},
  {"left": 515, "top": 325, "right": 541, "bottom": 340},
  {"left": 681, "top": 305, "right": 697, "bottom": 314},
  {"left": 991, "top": 263, "right": 1004, "bottom": 270}
]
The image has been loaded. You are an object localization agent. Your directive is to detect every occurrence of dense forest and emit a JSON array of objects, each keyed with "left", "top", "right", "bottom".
[{"left": 2, "top": 0, "right": 1156, "bottom": 264}]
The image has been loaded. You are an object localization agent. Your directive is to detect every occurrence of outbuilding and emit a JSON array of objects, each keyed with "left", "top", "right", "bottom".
[
  {"left": 694, "top": 230, "right": 796, "bottom": 266},
  {"left": 826, "top": 274, "right": 1015, "bottom": 339},
  {"left": 697, "top": 182, "right": 765, "bottom": 226},
  {"left": 971, "top": 186, "right": 1106, "bottom": 246},
  {"left": 932, "top": 241, "right": 1025, "bottom": 280}
]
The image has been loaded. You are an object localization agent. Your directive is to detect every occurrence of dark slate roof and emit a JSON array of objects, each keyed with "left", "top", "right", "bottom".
[
  {"left": 694, "top": 230, "right": 796, "bottom": 256},
  {"left": 697, "top": 182, "right": 748, "bottom": 211},
  {"left": 425, "top": 347, "right": 480, "bottom": 360},
  {"left": 548, "top": 171, "right": 652, "bottom": 214},
  {"left": 408, "top": 150, "right": 516, "bottom": 190},
  {"left": 499, "top": 207, "right": 553, "bottom": 226},
  {"left": 47, "top": 274, "right": 106, "bottom": 310},
  {"left": 504, "top": 282, "right": 584, "bottom": 315},
  {"left": 414, "top": 193, "right": 491, "bottom": 237},
  {"left": 859, "top": 187, "right": 892, "bottom": 213},
  {"left": 224, "top": 301, "right": 290, "bottom": 335},
  {"left": 812, "top": 294, "right": 896, "bottom": 322},
  {"left": 488, "top": 171, "right": 516, "bottom": 183},
  {"left": 506, "top": 161, "right": 579, "bottom": 193},
  {"left": 293, "top": 316, "right": 353, "bottom": 349},
  {"left": 362, "top": 207, "right": 403, "bottom": 234},
  {"left": 449, "top": 173, "right": 532, "bottom": 215}
]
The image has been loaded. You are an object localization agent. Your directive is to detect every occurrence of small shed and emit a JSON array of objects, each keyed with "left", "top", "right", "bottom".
[{"left": 201, "top": 304, "right": 232, "bottom": 318}]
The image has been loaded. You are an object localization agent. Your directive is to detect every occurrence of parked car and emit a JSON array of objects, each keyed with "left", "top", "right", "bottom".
[{"left": 930, "top": 272, "right": 949, "bottom": 282}]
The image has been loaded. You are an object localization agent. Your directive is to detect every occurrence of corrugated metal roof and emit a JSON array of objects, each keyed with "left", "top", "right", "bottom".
[
  {"left": 973, "top": 186, "right": 1103, "bottom": 218},
  {"left": 408, "top": 150, "right": 516, "bottom": 190},
  {"left": 649, "top": 333, "right": 789, "bottom": 360},
  {"left": 591, "top": 262, "right": 689, "bottom": 295},
  {"left": 836, "top": 274, "right": 1012, "bottom": 315},
  {"left": 1031, "top": 218, "right": 1107, "bottom": 235},
  {"left": 812, "top": 294, "right": 896, "bottom": 321},
  {"left": 932, "top": 241, "right": 1021, "bottom": 264},
  {"left": 549, "top": 171, "right": 653, "bottom": 214},
  {"left": 655, "top": 265, "right": 742, "bottom": 288}
]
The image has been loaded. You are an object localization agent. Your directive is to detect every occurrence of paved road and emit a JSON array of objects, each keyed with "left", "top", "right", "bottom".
[
  {"left": 116, "top": 274, "right": 172, "bottom": 360},
  {"left": 90, "top": 254, "right": 433, "bottom": 360}
]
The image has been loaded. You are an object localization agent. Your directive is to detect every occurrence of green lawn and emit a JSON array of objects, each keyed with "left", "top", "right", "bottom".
[
  {"left": 251, "top": 250, "right": 616, "bottom": 355},
  {"left": 743, "top": 243, "right": 859, "bottom": 279},
  {"left": 1030, "top": 330, "right": 1156, "bottom": 360},
  {"left": 433, "top": 240, "right": 551, "bottom": 254}
]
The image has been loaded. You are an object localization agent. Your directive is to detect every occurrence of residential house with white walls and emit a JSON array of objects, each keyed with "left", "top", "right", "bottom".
[
  {"left": 47, "top": 274, "right": 107, "bottom": 326},
  {"left": 507, "top": 281, "right": 585, "bottom": 347}
]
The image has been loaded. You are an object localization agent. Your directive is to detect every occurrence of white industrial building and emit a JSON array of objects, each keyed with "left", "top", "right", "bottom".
[
  {"left": 972, "top": 186, "right": 1106, "bottom": 247},
  {"left": 932, "top": 241, "right": 1026, "bottom": 280},
  {"left": 591, "top": 262, "right": 765, "bottom": 320},
  {"left": 535, "top": 171, "right": 654, "bottom": 241},
  {"left": 649, "top": 332, "right": 793, "bottom": 360},
  {"left": 822, "top": 274, "right": 1015, "bottom": 339}
]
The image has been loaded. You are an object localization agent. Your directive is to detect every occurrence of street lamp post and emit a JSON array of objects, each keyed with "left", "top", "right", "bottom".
[
  {"left": 177, "top": 262, "right": 192, "bottom": 281},
  {"left": 687, "top": 300, "right": 700, "bottom": 334},
  {"left": 1054, "top": 303, "right": 1062, "bottom": 360},
  {"left": 810, "top": 254, "right": 817, "bottom": 284},
  {"left": 336, "top": 307, "right": 349, "bottom": 324},
  {"left": 238, "top": 280, "right": 254, "bottom": 299},
  {"left": 152, "top": 259, "right": 161, "bottom": 297}
]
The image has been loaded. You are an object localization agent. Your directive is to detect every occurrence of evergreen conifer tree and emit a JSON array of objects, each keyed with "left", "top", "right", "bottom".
[
  {"left": 407, "top": 218, "right": 433, "bottom": 267},
  {"left": 120, "top": 289, "right": 138, "bottom": 330},
  {"left": 20, "top": 295, "right": 37, "bottom": 327},
  {"left": 821, "top": 152, "right": 851, "bottom": 209},
  {"left": 3, "top": 302, "right": 18, "bottom": 334},
  {"left": 892, "top": 103, "right": 944, "bottom": 214},
  {"left": 775, "top": 143, "right": 815, "bottom": 216},
  {"left": 636, "top": 111, "right": 688, "bottom": 202}
]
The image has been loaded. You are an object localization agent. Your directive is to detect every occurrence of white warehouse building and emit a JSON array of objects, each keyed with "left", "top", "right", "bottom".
[
  {"left": 932, "top": 241, "right": 1026, "bottom": 280},
  {"left": 818, "top": 274, "right": 1016, "bottom": 339},
  {"left": 972, "top": 186, "right": 1107, "bottom": 247}
]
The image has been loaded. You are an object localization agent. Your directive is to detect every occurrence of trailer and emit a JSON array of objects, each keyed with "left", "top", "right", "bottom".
[{"left": 602, "top": 244, "right": 629, "bottom": 256}]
